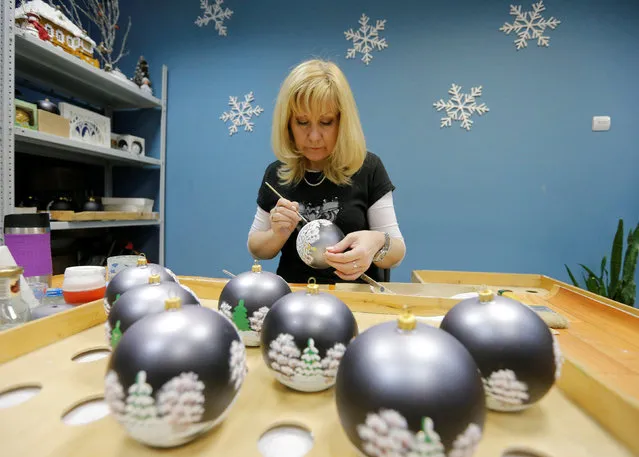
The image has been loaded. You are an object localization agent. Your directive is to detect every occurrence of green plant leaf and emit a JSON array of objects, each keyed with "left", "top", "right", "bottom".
[
  {"left": 565, "top": 265, "right": 580, "bottom": 288},
  {"left": 580, "top": 264, "right": 606, "bottom": 296},
  {"left": 609, "top": 219, "right": 624, "bottom": 296},
  {"left": 621, "top": 223, "right": 639, "bottom": 284},
  {"left": 599, "top": 256, "right": 608, "bottom": 296},
  {"left": 619, "top": 280, "right": 636, "bottom": 307}
]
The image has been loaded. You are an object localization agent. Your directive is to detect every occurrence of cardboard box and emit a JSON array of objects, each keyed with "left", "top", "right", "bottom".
[
  {"left": 14, "top": 99, "right": 38, "bottom": 130},
  {"left": 38, "top": 109, "right": 70, "bottom": 138}
]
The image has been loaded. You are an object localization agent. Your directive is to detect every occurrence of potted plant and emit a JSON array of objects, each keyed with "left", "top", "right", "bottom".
[{"left": 565, "top": 219, "right": 639, "bottom": 307}]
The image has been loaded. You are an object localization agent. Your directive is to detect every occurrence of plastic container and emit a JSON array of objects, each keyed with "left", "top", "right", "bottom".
[
  {"left": 107, "top": 255, "right": 140, "bottom": 281},
  {"left": 62, "top": 266, "right": 106, "bottom": 305}
]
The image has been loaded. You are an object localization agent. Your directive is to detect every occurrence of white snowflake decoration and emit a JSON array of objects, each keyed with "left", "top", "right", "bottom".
[
  {"left": 220, "top": 92, "right": 264, "bottom": 136},
  {"left": 344, "top": 13, "right": 388, "bottom": 65},
  {"left": 499, "top": 1, "right": 561, "bottom": 50},
  {"left": 433, "top": 84, "right": 489, "bottom": 131},
  {"left": 195, "top": 0, "right": 233, "bottom": 36}
]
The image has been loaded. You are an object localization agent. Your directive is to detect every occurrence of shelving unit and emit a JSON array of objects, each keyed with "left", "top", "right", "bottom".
[{"left": 0, "top": 2, "right": 167, "bottom": 265}]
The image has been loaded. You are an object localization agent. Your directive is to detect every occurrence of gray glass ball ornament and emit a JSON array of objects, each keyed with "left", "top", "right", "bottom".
[
  {"left": 296, "top": 219, "right": 344, "bottom": 269},
  {"left": 260, "top": 279, "right": 358, "bottom": 392},
  {"left": 104, "top": 255, "right": 177, "bottom": 316},
  {"left": 104, "top": 297, "right": 248, "bottom": 448},
  {"left": 335, "top": 309, "right": 486, "bottom": 457},
  {"left": 439, "top": 289, "right": 564, "bottom": 412},
  {"left": 217, "top": 261, "right": 291, "bottom": 347},
  {"left": 106, "top": 275, "right": 201, "bottom": 348}
]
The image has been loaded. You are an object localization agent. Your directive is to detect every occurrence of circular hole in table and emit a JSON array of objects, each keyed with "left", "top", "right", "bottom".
[
  {"left": 72, "top": 347, "right": 111, "bottom": 363},
  {"left": 502, "top": 446, "right": 555, "bottom": 457},
  {"left": 61, "top": 396, "right": 110, "bottom": 426},
  {"left": 258, "top": 422, "right": 314, "bottom": 457},
  {"left": 0, "top": 384, "right": 42, "bottom": 409}
]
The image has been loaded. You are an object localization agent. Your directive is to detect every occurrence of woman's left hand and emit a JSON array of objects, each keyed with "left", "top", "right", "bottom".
[{"left": 324, "top": 231, "right": 385, "bottom": 281}]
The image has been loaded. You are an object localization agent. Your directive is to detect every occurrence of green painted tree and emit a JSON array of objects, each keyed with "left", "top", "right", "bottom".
[
  {"left": 110, "top": 320, "right": 123, "bottom": 348},
  {"left": 232, "top": 300, "right": 250, "bottom": 331}
]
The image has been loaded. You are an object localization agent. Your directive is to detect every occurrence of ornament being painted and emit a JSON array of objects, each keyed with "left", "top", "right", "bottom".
[
  {"left": 104, "top": 255, "right": 177, "bottom": 315},
  {"left": 261, "top": 279, "right": 357, "bottom": 392},
  {"left": 217, "top": 262, "right": 291, "bottom": 346},
  {"left": 439, "top": 289, "right": 563, "bottom": 412},
  {"left": 105, "top": 276, "right": 201, "bottom": 347},
  {"left": 335, "top": 309, "right": 486, "bottom": 456},
  {"left": 296, "top": 219, "right": 345, "bottom": 269},
  {"left": 105, "top": 297, "right": 247, "bottom": 447}
]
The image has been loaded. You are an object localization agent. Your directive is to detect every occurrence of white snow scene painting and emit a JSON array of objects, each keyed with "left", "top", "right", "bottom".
[
  {"left": 356, "top": 409, "right": 482, "bottom": 457},
  {"left": 267, "top": 334, "right": 346, "bottom": 392},
  {"left": 482, "top": 369, "right": 530, "bottom": 412},
  {"left": 219, "top": 300, "right": 269, "bottom": 346},
  {"left": 296, "top": 219, "right": 333, "bottom": 265},
  {"left": 104, "top": 370, "right": 220, "bottom": 447}
]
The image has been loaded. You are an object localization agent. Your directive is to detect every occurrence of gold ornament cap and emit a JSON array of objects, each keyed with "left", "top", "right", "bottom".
[
  {"left": 478, "top": 288, "right": 494, "bottom": 303},
  {"left": 148, "top": 274, "right": 161, "bottom": 284},
  {"left": 397, "top": 305, "right": 416, "bottom": 330},
  {"left": 137, "top": 254, "right": 148, "bottom": 266},
  {"left": 165, "top": 296, "right": 181, "bottom": 311},
  {"left": 306, "top": 277, "right": 320, "bottom": 295},
  {"left": 251, "top": 260, "right": 262, "bottom": 273}
]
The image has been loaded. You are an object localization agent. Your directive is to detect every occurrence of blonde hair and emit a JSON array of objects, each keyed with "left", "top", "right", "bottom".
[{"left": 271, "top": 59, "right": 366, "bottom": 186}]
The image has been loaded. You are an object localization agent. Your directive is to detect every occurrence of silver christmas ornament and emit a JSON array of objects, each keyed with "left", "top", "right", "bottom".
[
  {"left": 217, "top": 261, "right": 291, "bottom": 347},
  {"left": 335, "top": 309, "right": 486, "bottom": 457},
  {"left": 104, "top": 297, "right": 247, "bottom": 448},
  {"left": 260, "top": 279, "right": 358, "bottom": 392},
  {"left": 296, "top": 219, "right": 344, "bottom": 269},
  {"left": 439, "top": 289, "right": 564, "bottom": 412}
]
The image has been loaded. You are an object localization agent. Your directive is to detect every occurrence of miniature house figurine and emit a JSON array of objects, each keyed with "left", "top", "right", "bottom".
[{"left": 15, "top": 0, "right": 100, "bottom": 68}]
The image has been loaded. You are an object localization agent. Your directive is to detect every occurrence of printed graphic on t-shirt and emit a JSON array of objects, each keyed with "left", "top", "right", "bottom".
[{"left": 299, "top": 198, "right": 340, "bottom": 222}]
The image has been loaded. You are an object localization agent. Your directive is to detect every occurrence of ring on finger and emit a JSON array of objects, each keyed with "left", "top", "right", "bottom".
[{"left": 353, "top": 261, "right": 358, "bottom": 270}]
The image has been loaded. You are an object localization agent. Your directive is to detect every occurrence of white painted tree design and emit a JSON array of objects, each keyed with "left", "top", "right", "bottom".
[
  {"left": 448, "top": 423, "right": 482, "bottom": 457},
  {"left": 296, "top": 338, "right": 322, "bottom": 377},
  {"left": 321, "top": 343, "right": 346, "bottom": 379},
  {"left": 483, "top": 369, "right": 529, "bottom": 411},
  {"left": 104, "top": 319, "right": 112, "bottom": 343},
  {"left": 125, "top": 371, "right": 158, "bottom": 422},
  {"left": 229, "top": 340, "right": 248, "bottom": 390},
  {"left": 268, "top": 334, "right": 301, "bottom": 378},
  {"left": 413, "top": 417, "right": 446, "bottom": 457},
  {"left": 104, "top": 370, "right": 126, "bottom": 417},
  {"left": 552, "top": 335, "right": 564, "bottom": 380},
  {"left": 156, "top": 372, "right": 205, "bottom": 427},
  {"left": 249, "top": 306, "right": 269, "bottom": 332},
  {"left": 219, "top": 301, "right": 232, "bottom": 320}
]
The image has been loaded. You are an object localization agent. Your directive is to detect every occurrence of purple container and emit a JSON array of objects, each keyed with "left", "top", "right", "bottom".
[{"left": 4, "top": 213, "right": 53, "bottom": 287}]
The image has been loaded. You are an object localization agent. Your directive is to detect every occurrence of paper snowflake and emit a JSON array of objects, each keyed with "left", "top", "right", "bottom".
[
  {"left": 344, "top": 13, "right": 388, "bottom": 65},
  {"left": 220, "top": 92, "right": 264, "bottom": 136},
  {"left": 433, "top": 84, "right": 489, "bottom": 131},
  {"left": 195, "top": 0, "right": 233, "bottom": 36},
  {"left": 499, "top": 1, "right": 561, "bottom": 50}
]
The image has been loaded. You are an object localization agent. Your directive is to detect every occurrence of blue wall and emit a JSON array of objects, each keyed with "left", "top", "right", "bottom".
[{"left": 116, "top": 0, "right": 639, "bottom": 291}]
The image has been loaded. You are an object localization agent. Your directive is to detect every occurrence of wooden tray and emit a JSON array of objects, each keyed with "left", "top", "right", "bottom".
[
  {"left": 47, "top": 211, "right": 159, "bottom": 222},
  {"left": 1, "top": 275, "right": 637, "bottom": 457}
]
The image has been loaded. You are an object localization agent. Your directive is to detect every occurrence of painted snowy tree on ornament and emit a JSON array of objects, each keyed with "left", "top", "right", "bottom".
[
  {"left": 217, "top": 261, "right": 291, "bottom": 347},
  {"left": 104, "top": 296, "right": 247, "bottom": 447},
  {"left": 261, "top": 279, "right": 357, "bottom": 392}
]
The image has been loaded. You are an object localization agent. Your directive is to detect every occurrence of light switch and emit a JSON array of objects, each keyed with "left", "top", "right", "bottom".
[{"left": 592, "top": 116, "right": 611, "bottom": 131}]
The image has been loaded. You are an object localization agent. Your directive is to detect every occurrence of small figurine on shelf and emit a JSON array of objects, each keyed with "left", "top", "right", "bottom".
[
  {"left": 26, "top": 12, "right": 51, "bottom": 41},
  {"left": 133, "top": 56, "right": 153, "bottom": 95}
]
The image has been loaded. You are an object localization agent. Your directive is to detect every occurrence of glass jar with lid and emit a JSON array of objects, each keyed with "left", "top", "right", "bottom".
[{"left": 0, "top": 265, "right": 32, "bottom": 330}]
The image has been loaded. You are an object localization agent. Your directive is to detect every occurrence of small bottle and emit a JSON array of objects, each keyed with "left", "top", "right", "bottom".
[
  {"left": 0, "top": 266, "right": 32, "bottom": 330},
  {"left": 41, "top": 288, "right": 67, "bottom": 306}
]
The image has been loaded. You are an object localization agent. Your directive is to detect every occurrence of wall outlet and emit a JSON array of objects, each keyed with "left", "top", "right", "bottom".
[{"left": 592, "top": 116, "right": 611, "bottom": 131}]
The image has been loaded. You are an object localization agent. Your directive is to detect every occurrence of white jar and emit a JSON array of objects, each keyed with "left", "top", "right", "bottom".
[{"left": 62, "top": 266, "right": 106, "bottom": 305}]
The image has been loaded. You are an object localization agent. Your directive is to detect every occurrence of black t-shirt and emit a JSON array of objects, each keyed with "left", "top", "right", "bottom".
[{"left": 256, "top": 151, "right": 395, "bottom": 284}]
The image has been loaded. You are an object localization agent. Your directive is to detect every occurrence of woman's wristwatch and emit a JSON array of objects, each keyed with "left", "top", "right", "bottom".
[{"left": 373, "top": 232, "right": 391, "bottom": 262}]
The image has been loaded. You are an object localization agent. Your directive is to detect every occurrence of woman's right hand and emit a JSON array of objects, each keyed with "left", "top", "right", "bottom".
[{"left": 270, "top": 198, "right": 301, "bottom": 238}]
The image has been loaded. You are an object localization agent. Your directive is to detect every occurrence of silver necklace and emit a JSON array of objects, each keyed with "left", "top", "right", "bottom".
[{"left": 303, "top": 173, "right": 326, "bottom": 187}]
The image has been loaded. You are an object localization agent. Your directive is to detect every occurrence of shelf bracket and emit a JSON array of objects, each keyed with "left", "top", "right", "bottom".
[{"left": 0, "top": 0, "right": 16, "bottom": 242}]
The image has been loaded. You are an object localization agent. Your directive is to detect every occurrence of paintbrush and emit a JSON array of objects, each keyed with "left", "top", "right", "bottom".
[{"left": 264, "top": 181, "right": 395, "bottom": 294}]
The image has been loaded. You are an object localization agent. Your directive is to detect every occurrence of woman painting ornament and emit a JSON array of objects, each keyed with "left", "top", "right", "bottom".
[{"left": 247, "top": 59, "right": 406, "bottom": 284}]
